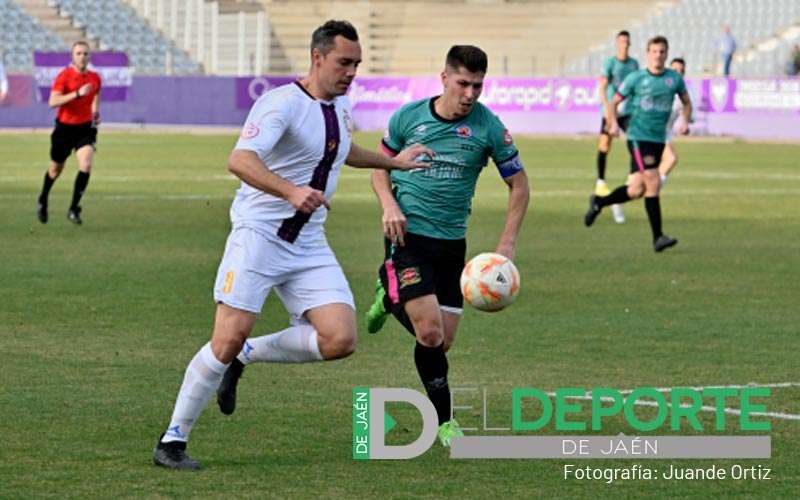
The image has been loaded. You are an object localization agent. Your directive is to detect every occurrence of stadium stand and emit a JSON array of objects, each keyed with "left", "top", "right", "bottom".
[
  {"left": 0, "top": 0, "right": 67, "bottom": 71},
  {"left": 262, "top": 0, "right": 656, "bottom": 76},
  {"left": 569, "top": 0, "right": 800, "bottom": 76},
  {"left": 51, "top": 0, "right": 201, "bottom": 74},
  {"left": 123, "top": 0, "right": 281, "bottom": 76}
]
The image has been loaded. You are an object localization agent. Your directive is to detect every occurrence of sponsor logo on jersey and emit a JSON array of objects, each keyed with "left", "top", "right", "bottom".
[
  {"left": 399, "top": 267, "right": 421, "bottom": 288},
  {"left": 223, "top": 271, "right": 235, "bottom": 293},
  {"left": 241, "top": 122, "right": 260, "bottom": 139},
  {"left": 455, "top": 125, "right": 472, "bottom": 138}
]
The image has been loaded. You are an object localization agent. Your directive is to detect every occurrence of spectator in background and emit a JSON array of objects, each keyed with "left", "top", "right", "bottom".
[
  {"left": 790, "top": 45, "right": 800, "bottom": 76},
  {"left": 718, "top": 25, "right": 737, "bottom": 77},
  {"left": 0, "top": 51, "right": 8, "bottom": 103}
]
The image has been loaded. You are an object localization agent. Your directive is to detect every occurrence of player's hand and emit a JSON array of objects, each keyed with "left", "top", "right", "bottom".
[
  {"left": 607, "top": 121, "right": 621, "bottom": 137},
  {"left": 495, "top": 242, "right": 515, "bottom": 260},
  {"left": 382, "top": 203, "right": 407, "bottom": 246},
  {"left": 678, "top": 123, "right": 689, "bottom": 136},
  {"left": 78, "top": 83, "right": 93, "bottom": 97},
  {"left": 392, "top": 143, "right": 435, "bottom": 170},
  {"left": 288, "top": 185, "right": 330, "bottom": 214},
  {"left": 92, "top": 111, "right": 101, "bottom": 126}
]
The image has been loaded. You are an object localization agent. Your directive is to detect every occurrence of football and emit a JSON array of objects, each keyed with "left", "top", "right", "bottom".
[{"left": 460, "top": 252, "right": 520, "bottom": 312}]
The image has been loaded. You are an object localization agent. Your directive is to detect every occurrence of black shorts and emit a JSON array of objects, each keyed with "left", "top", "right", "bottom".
[
  {"left": 379, "top": 232, "right": 466, "bottom": 312},
  {"left": 50, "top": 120, "right": 97, "bottom": 163},
  {"left": 600, "top": 115, "right": 630, "bottom": 134},
  {"left": 626, "top": 140, "right": 666, "bottom": 174}
]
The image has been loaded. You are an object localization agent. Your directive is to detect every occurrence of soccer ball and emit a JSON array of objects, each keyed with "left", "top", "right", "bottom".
[{"left": 460, "top": 252, "right": 520, "bottom": 312}]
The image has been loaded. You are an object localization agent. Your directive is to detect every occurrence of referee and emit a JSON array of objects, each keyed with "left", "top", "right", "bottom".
[{"left": 37, "top": 41, "right": 101, "bottom": 225}]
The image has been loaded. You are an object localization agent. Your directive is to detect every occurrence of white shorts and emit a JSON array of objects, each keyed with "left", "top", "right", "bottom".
[{"left": 212, "top": 226, "right": 355, "bottom": 319}]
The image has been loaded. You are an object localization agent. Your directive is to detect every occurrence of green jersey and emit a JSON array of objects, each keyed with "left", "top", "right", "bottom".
[
  {"left": 382, "top": 98, "right": 522, "bottom": 240},
  {"left": 602, "top": 56, "right": 639, "bottom": 116},
  {"left": 618, "top": 68, "right": 687, "bottom": 143}
]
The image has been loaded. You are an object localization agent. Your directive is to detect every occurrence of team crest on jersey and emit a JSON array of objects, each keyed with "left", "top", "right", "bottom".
[
  {"left": 241, "top": 122, "right": 259, "bottom": 139},
  {"left": 455, "top": 125, "right": 472, "bottom": 138},
  {"left": 665, "top": 77, "right": 674, "bottom": 87},
  {"left": 503, "top": 129, "right": 513, "bottom": 145},
  {"left": 398, "top": 267, "right": 421, "bottom": 288}
]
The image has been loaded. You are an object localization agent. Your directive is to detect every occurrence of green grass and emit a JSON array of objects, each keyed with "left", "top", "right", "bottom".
[{"left": 1, "top": 131, "right": 798, "bottom": 498}]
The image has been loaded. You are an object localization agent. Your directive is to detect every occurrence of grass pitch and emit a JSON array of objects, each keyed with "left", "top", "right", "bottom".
[{"left": 1, "top": 131, "right": 798, "bottom": 498}]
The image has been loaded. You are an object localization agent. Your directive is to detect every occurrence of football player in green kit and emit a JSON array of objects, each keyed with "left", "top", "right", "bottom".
[
  {"left": 366, "top": 45, "right": 530, "bottom": 447},
  {"left": 585, "top": 36, "right": 692, "bottom": 252},
  {"left": 596, "top": 30, "right": 639, "bottom": 224}
]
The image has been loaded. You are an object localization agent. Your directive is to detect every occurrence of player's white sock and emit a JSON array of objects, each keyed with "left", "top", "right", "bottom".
[
  {"left": 161, "top": 342, "right": 229, "bottom": 443},
  {"left": 238, "top": 325, "right": 323, "bottom": 364},
  {"left": 660, "top": 174, "right": 668, "bottom": 186}
]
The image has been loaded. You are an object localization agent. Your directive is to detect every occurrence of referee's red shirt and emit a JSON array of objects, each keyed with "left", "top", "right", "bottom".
[{"left": 51, "top": 66, "right": 102, "bottom": 124}]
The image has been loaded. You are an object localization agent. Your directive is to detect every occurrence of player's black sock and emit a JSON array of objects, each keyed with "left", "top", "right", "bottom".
[
  {"left": 596, "top": 151, "right": 607, "bottom": 180},
  {"left": 39, "top": 172, "right": 55, "bottom": 204},
  {"left": 598, "top": 185, "right": 630, "bottom": 207},
  {"left": 644, "top": 196, "right": 663, "bottom": 241},
  {"left": 414, "top": 342, "right": 450, "bottom": 425},
  {"left": 70, "top": 171, "right": 90, "bottom": 210}
]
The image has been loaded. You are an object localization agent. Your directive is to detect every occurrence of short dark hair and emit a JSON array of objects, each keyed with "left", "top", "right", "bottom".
[
  {"left": 310, "top": 20, "right": 359, "bottom": 55},
  {"left": 616, "top": 30, "right": 630, "bottom": 39},
  {"left": 445, "top": 45, "right": 488, "bottom": 74},
  {"left": 670, "top": 57, "right": 686, "bottom": 67},
  {"left": 72, "top": 40, "right": 90, "bottom": 50},
  {"left": 647, "top": 36, "right": 669, "bottom": 50}
]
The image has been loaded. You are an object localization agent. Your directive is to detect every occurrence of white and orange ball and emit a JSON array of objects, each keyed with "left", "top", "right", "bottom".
[{"left": 460, "top": 252, "right": 520, "bottom": 312}]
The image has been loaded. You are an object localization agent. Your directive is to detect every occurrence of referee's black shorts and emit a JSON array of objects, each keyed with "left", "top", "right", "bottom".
[{"left": 50, "top": 120, "right": 97, "bottom": 163}]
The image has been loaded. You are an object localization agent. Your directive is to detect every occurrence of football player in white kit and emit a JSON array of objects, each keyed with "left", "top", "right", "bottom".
[
  {"left": 153, "top": 20, "right": 432, "bottom": 470},
  {"left": 659, "top": 57, "right": 688, "bottom": 188}
]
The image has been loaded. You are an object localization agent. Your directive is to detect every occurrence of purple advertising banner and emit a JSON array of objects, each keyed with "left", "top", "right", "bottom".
[
  {"left": 33, "top": 51, "right": 132, "bottom": 102},
  {"left": 3, "top": 75, "right": 800, "bottom": 140}
]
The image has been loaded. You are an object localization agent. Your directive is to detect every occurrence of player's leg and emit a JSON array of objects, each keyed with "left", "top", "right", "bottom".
[
  {"left": 38, "top": 124, "right": 71, "bottom": 223},
  {"left": 154, "top": 303, "right": 256, "bottom": 470},
  {"left": 594, "top": 121, "right": 612, "bottom": 195},
  {"left": 217, "top": 242, "right": 356, "bottom": 414},
  {"left": 366, "top": 238, "right": 396, "bottom": 334},
  {"left": 67, "top": 128, "right": 97, "bottom": 224},
  {"left": 658, "top": 142, "right": 677, "bottom": 187},
  {"left": 642, "top": 162, "right": 676, "bottom": 252},
  {"left": 585, "top": 140, "right": 643, "bottom": 227}
]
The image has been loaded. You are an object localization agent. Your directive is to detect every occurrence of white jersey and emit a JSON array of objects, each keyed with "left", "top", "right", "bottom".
[
  {"left": 231, "top": 82, "right": 354, "bottom": 246},
  {"left": 666, "top": 95, "right": 682, "bottom": 141}
]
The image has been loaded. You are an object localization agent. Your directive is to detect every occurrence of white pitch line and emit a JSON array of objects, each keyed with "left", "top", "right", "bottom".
[{"left": 544, "top": 382, "right": 800, "bottom": 421}]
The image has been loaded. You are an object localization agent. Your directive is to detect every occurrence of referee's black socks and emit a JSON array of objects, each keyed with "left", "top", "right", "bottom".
[
  {"left": 644, "top": 196, "right": 663, "bottom": 241},
  {"left": 414, "top": 342, "right": 451, "bottom": 425},
  {"left": 70, "top": 171, "right": 91, "bottom": 210},
  {"left": 39, "top": 172, "right": 55, "bottom": 204}
]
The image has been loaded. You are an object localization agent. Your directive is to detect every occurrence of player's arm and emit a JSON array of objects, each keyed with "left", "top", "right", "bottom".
[
  {"left": 598, "top": 76, "right": 610, "bottom": 118},
  {"left": 677, "top": 90, "right": 692, "bottom": 135},
  {"left": 227, "top": 149, "right": 329, "bottom": 214},
  {"left": 91, "top": 92, "right": 101, "bottom": 125},
  {"left": 370, "top": 147, "right": 408, "bottom": 245},
  {"left": 346, "top": 142, "right": 433, "bottom": 170},
  {"left": 606, "top": 92, "right": 625, "bottom": 137},
  {"left": 495, "top": 168, "right": 529, "bottom": 260}
]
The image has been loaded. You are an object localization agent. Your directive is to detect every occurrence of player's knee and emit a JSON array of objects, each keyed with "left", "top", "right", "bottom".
[
  {"left": 415, "top": 321, "right": 444, "bottom": 347},
  {"left": 319, "top": 325, "right": 357, "bottom": 360},
  {"left": 628, "top": 183, "right": 645, "bottom": 199},
  {"left": 50, "top": 163, "right": 64, "bottom": 177}
]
